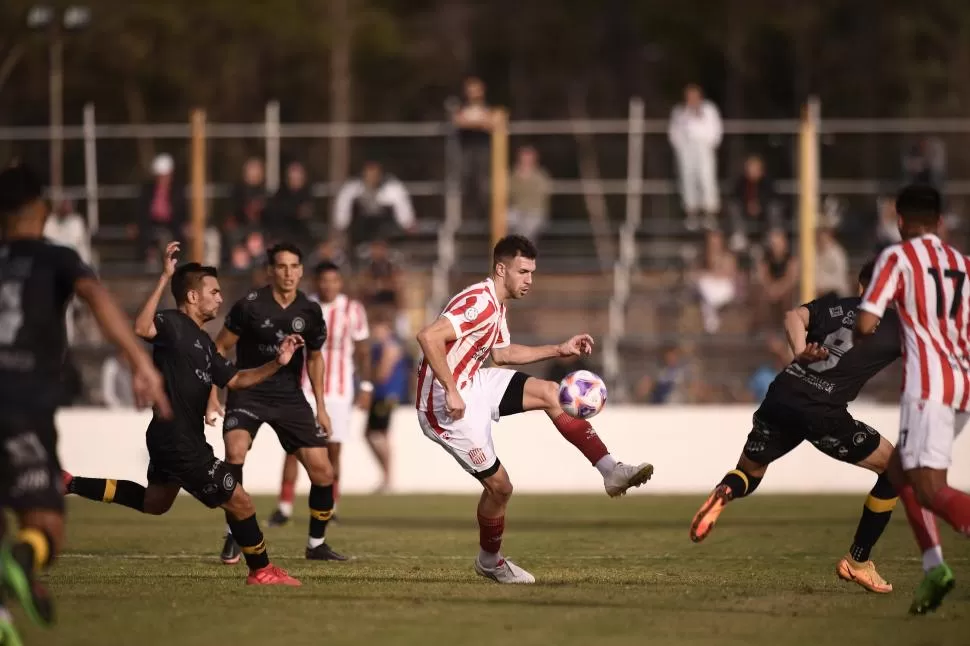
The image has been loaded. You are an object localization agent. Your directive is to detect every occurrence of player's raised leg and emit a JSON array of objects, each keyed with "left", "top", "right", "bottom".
[
  {"left": 64, "top": 473, "right": 180, "bottom": 515},
  {"left": 268, "top": 454, "right": 299, "bottom": 527},
  {"left": 295, "top": 445, "right": 347, "bottom": 561},
  {"left": 518, "top": 375, "right": 653, "bottom": 497}
]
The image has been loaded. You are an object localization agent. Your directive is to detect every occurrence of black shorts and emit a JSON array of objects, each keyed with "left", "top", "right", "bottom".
[
  {"left": 366, "top": 395, "right": 398, "bottom": 433},
  {"left": 223, "top": 394, "right": 327, "bottom": 454},
  {"left": 147, "top": 453, "right": 237, "bottom": 509},
  {"left": 0, "top": 411, "right": 64, "bottom": 512},
  {"left": 743, "top": 397, "right": 883, "bottom": 466}
]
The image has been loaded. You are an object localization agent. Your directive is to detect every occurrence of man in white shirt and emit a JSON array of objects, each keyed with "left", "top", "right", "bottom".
[
  {"left": 44, "top": 200, "right": 92, "bottom": 344},
  {"left": 332, "top": 161, "right": 415, "bottom": 262},
  {"left": 668, "top": 84, "right": 723, "bottom": 231}
]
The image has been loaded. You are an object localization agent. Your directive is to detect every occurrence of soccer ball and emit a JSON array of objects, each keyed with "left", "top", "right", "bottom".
[{"left": 558, "top": 370, "right": 608, "bottom": 419}]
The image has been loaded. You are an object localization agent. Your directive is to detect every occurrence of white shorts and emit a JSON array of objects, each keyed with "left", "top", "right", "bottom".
[
  {"left": 308, "top": 396, "right": 354, "bottom": 444},
  {"left": 416, "top": 368, "right": 517, "bottom": 477},
  {"left": 898, "top": 395, "right": 970, "bottom": 470}
]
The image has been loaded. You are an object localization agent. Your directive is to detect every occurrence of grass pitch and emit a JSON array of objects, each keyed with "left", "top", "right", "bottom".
[{"left": 12, "top": 494, "right": 970, "bottom": 646}]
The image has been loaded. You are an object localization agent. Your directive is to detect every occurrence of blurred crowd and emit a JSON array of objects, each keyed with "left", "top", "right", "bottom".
[{"left": 37, "top": 78, "right": 956, "bottom": 406}]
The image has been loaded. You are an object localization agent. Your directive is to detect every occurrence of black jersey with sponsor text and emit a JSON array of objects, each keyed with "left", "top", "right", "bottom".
[
  {"left": 765, "top": 294, "right": 902, "bottom": 415},
  {"left": 0, "top": 239, "right": 95, "bottom": 412},
  {"left": 223, "top": 286, "right": 326, "bottom": 401},
  {"left": 146, "top": 309, "right": 237, "bottom": 464}
]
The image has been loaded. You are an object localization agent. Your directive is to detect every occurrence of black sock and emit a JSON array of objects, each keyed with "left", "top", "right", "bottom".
[
  {"left": 70, "top": 477, "right": 146, "bottom": 512},
  {"left": 719, "top": 469, "right": 762, "bottom": 499},
  {"left": 227, "top": 513, "right": 270, "bottom": 571},
  {"left": 849, "top": 472, "right": 897, "bottom": 562},
  {"left": 13, "top": 527, "right": 55, "bottom": 573},
  {"left": 224, "top": 464, "right": 244, "bottom": 535},
  {"left": 308, "top": 484, "right": 334, "bottom": 541}
]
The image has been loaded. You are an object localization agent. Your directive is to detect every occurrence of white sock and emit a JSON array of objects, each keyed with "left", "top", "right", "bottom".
[
  {"left": 595, "top": 454, "right": 618, "bottom": 478},
  {"left": 308, "top": 536, "right": 325, "bottom": 549},
  {"left": 278, "top": 501, "right": 293, "bottom": 517},
  {"left": 478, "top": 549, "right": 501, "bottom": 568},
  {"left": 922, "top": 546, "right": 944, "bottom": 573}
]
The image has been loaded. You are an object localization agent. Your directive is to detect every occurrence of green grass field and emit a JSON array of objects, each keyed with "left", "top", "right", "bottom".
[{"left": 9, "top": 494, "right": 969, "bottom": 646}]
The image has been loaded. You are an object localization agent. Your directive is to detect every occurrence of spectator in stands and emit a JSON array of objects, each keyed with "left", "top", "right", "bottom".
[
  {"left": 226, "top": 157, "right": 268, "bottom": 257},
  {"left": 332, "top": 161, "right": 415, "bottom": 260},
  {"left": 44, "top": 199, "right": 92, "bottom": 345},
  {"left": 508, "top": 146, "right": 552, "bottom": 241},
  {"left": 358, "top": 239, "right": 410, "bottom": 339},
  {"left": 634, "top": 344, "right": 698, "bottom": 405},
  {"left": 747, "top": 334, "right": 791, "bottom": 402},
  {"left": 44, "top": 199, "right": 91, "bottom": 264},
  {"left": 752, "top": 228, "right": 798, "bottom": 332},
  {"left": 815, "top": 226, "right": 850, "bottom": 298},
  {"left": 875, "top": 195, "right": 902, "bottom": 252},
  {"left": 727, "top": 154, "right": 782, "bottom": 252},
  {"left": 136, "top": 153, "right": 185, "bottom": 269},
  {"left": 695, "top": 231, "right": 739, "bottom": 334},
  {"left": 101, "top": 352, "right": 134, "bottom": 408},
  {"left": 268, "top": 161, "right": 314, "bottom": 245},
  {"left": 903, "top": 136, "right": 946, "bottom": 196},
  {"left": 307, "top": 238, "right": 349, "bottom": 273},
  {"left": 453, "top": 76, "right": 495, "bottom": 219},
  {"left": 668, "top": 83, "right": 722, "bottom": 232}
]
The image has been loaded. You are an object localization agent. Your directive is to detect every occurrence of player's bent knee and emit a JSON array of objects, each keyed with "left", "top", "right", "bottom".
[
  {"left": 18, "top": 510, "right": 65, "bottom": 553},
  {"left": 143, "top": 488, "right": 176, "bottom": 515},
  {"left": 483, "top": 472, "right": 514, "bottom": 500},
  {"left": 224, "top": 486, "right": 256, "bottom": 519}
]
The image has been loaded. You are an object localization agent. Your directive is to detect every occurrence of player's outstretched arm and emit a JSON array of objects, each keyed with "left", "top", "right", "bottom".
[
  {"left": 784, "top": 306, "right": 811, "bottom": 356},
  {"left": 75, "top": 277, "right": 172, "bottom": 418},
  {"left": 226, "top": 334, "right": 304, "bottom": 390},
  {"left": 133, "top": 242, "right": 179, "bottom": 340},
  {"left": 491, "top": 334, "right": 594, "bottom": 367}
]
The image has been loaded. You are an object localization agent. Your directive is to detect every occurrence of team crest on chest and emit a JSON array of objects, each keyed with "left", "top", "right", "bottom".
[
  {"left": 292, "top": 317, "right": 306, "bottom": 332},
  {"left": 464, "top": 306, "right": 479, "bottom": 322},
  {"left": 246, "top": 291, "right": 258, "bottom": 301}
]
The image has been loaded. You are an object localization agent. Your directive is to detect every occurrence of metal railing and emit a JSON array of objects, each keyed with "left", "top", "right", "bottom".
[{"left": 6, "top": 102, "right": 970, "bottom": 393}]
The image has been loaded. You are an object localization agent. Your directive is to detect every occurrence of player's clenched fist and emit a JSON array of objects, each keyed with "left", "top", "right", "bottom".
[{"left": 445, "top": 388, "right": 466, "bottom": 421}]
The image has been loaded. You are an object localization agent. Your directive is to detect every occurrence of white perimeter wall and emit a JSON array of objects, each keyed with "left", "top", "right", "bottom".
[{"left": 57, "top": 405, "right": 970, "bottom": 495}]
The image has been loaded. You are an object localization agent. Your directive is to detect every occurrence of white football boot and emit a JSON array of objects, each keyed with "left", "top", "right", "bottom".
[
  {"left": 474, "top": 557, "right": 536, "bottom": 584},
  {"left": 604, "top": 462, "right": 654, "bottom": 497}
]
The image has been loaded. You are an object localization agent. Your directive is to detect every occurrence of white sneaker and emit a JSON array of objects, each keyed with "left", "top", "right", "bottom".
[
  {"left": 604, "top": 462, "right": 654, "bottom": 497},
  {"left": 474, "top": 557, "right": 536, "bottom": 584}
]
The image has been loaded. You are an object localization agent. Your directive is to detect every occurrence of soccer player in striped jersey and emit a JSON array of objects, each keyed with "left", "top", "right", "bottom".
[
  {"left": 267, "top": 261, "right": 371, "bottom": 526},
  {"left": 415, "top": 235, "right": 654, "bottom": 584},
  {"left": 857, "top": 184, "right": 970, "bottom": 614}
]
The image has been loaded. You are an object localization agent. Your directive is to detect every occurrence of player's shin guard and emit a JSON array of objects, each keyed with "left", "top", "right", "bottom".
[
  {"left": 898, "top": 484, "right": 944, "bottom": 572},
  {"left": 477, "top": 514, "right": 505, "bottom": 568},
  {"left": 307, "top": 484, "right": 334, "bottom": 547},
  {"left": 68, "top": 477, "right": 146, "bottom": 512},
  {"left": 551, "top": 412, "right": 609, "bottom": 465},
  {"left": 849, "top": 473, "right": 897, "bottom": 562},
  {"left": 226, "top": 514, "right": 270, "bottom": 571},
  {"left": 224, "top": 464, "right": 244, "bottom": 534},
  {"left": 719, "top": 468, "right": 762, "bottom": 499}
]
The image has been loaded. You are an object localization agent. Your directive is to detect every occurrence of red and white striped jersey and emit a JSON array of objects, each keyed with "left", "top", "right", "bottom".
[
  {"left": 416, "top": 278, "right": 510, "bottom": 412},
  {"left": 861, "top": 233, "right": 970, "bottom": 408},
  {"left": 301, "top": 293, "right": 369, "bottom": 401}
]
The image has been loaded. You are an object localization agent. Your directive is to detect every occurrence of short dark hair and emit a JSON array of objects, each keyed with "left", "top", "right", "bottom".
[
  {"left": 266, "top": 242, "right": 303, "bottom": 265},
  {"left": 171, "top": 263, "right": 218, "bottom": 305},
  {"left": 896, "top": 184, "right": 941, "bottom": 229},
  {"left": 858, "top": 259, "right": 877, "bottom": 289},
  {"left": 492, "top": 234, "right": 538, "bottom": 270},
  {"left": 314, "top": 260, "right": 341, "bottom": 276},
  {"left": 0, "top": 164, "right": 43, "bottom": 216}
]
